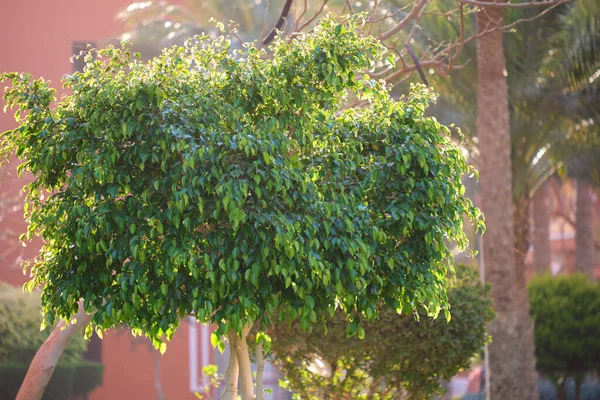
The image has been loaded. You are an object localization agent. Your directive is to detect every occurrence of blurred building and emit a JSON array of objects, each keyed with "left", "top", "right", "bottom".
[{"left": 525, "top": 179, "right": 600, "bottom": 280}]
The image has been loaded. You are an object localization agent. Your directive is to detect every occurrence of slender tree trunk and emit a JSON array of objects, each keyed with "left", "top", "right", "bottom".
[
  {"left": 228, "top": 327, "right": 254, "bottom": 400},
  {"left": 255, "top": 342, "right": 265, "bottom": 400},
  {"left": 574, "top": 378, "right": 581, "bottom": 400},
  {"left": 533, "top": 180, "right": 552, "bottom": 273},
  {"left": 557, "top": 378, "right": 567, "bottom": 400},
  {"left": 17, "top": 302, "right": 92, "bottom": 400},
  {"left": 476, "top": 4, "right": 538, "bottom": 399},
  {"left": 575, "top": 179, "right": 596, "bottom": 280},
  {"left": 151, "top": 347, "right": 166, "bottom": 400},
  {"left": 513, "top": 195, "right": 540, "bottom": 400},
  {"left": 222, "top": 338, "right": 239, "bottom": 400}
]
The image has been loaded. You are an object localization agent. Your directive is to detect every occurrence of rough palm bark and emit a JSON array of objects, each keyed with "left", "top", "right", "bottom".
[
  {"left": 513, "top": 195, "right": 540, "bottom": 400},
  {"left": 476, "top": 6, "right": 518, "bottom": 398},
  {"left": 16, "top": 302, "right": 92, "bottom": 400},
  {"left": 575, "top": 179, "right": 596, "bottom": 280},
  {"left": 533, "top": 180, "right": 552, "bottom": 273},
  {"left": 476, "top": 4, "right": 538, "bottom": 399}
]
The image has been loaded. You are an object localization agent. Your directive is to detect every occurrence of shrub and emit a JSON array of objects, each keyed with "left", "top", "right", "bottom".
[
  {"left": 269, "top": 264, "right": 495, "bottom": 399},
  {"left": 0, "top": 282, "right": 86, "bottom": 363},
  {"left": 528, "top": 273, "right": 600, "bottom": 400},
  {"left": 72, "top": 361, "right": 105, "bottom": 398}
]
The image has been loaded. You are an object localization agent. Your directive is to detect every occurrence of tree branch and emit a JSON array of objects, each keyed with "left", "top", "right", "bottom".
[
  {"left": 457, "top": 0, "right": 574, "bottom": 8},
  {"left": 378, "top": 0, "right": 429, "bottom": 41}
]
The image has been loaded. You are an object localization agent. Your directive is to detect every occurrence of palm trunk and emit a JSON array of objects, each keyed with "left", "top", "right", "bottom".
[
  {"left": 575, "top": 179, "right": 596, "bottom": 280},
  {"left": 476, "top": 4, "right": 537, "bottom": 399},
  {"left": 17, "top": 302, "right": 92, "bottom": 400},
  {"left": 513, "top": 195, "right": 540, "bottom": 400},
  {"left": 533, "top": 180, "right": 552, "bottom": 273}
]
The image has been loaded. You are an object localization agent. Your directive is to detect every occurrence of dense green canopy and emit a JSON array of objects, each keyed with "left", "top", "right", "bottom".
[{"left": 1, "top": 15, "right": 482, "bottom": 348}]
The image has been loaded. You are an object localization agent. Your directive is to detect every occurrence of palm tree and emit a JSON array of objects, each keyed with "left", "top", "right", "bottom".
[
  {"left": 557, "top": 0, "right": 600, "bottom": 280},
  {"left": 475, "top": 3, "right": 536, "bottom": 397},
  {"left": 424, "top": 2, "right": 596, "bottom": 397}
]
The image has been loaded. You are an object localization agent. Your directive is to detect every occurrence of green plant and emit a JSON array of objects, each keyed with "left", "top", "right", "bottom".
[
  {"left": 0, "top": 283, "right": 85, "bottom": 363},
  {"left": 528, "top": 273, "right": 600, "bottom": 400},
  {"left": 269, "top": 264, "right": 495, "bottom": 399},
  {"left": 1, "top": 13, "right": 481, "bottom": 345},
  {"left": 1, "top": 13, "right": 482, "bottom": 397},
  {"left": 72, "top": 361, "right": 105, "bottom": 399}
]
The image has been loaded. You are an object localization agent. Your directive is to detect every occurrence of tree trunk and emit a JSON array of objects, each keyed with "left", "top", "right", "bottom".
[
  {"left": 575, "top": 179, "right": 596, "bottom": 280},
  {"left": 221, "top": 337, "right": 239, "bottom": 400},
  {"left": 574, "top": 378, "right": 581, "bottom": 400},
  {"left": 557, "top": 378, "right": 567, "bottom": 400},
  {"left": 476, "top": 4, "right": 537, "bottom": 399},
  {"left": 151, "top": 347, "right": 166, "bottom": 400},
  {"left": 513, "top": 195, "right": 540, "bottom": 400},
  {"left": 228, "top": 327, "right": 254, "bottom": 400},
  {"left": 17, "top": 302, "right": 92, "bottom": 400},
  {"left": 255, "top": 342, "right": 265, "bottom": 400},
  {"left": 533, "top": 180, "right": 552, "bottom": 273}
]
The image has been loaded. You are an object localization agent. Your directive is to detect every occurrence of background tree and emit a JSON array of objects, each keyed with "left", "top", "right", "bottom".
[
  {"left": 528, "top": 273, "right": 600, "bottom": 400},
  {"left": 1, "top": 15, "right": 483, "bottom": 399}
]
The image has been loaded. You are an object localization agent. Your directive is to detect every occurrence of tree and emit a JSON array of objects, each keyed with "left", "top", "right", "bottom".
[
  {"left": 1, "top": 15, "right": 483, "bottom": 399},
  {"left": 528, "top": 273, "right": 600, "bottom": 400},
  {"left": 268, "top": 264, "right": 495, "bottom": 400},
  {"left": 474, "top": 2, "right": 533, "bottom": 398}
]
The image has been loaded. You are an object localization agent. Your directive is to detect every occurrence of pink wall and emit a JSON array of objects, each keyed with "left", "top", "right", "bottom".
[{"left": 0, "top": 2, "right": 208, "bottom": 399}]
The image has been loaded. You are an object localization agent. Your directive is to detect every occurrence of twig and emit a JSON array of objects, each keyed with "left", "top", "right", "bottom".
[
  {"left": 457, "top": 0, "right": 574, "bottom": 8},
  {"left": 378, "top": 0, "right": 429, "bottom": 41},
  {"left": 295, "top": 0, "right": 308, "bottom": 30},
  {"left": 297, "top": 0, "right": 329, "bottom": 32}
]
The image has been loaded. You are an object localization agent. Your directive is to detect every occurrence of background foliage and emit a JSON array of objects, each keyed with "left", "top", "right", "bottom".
[
  {"left": 269, "top": 264, "right": 494, "bottom": 399},
  {"left": 528, "top": 274, "right": 600, "bottom": 396},
  {"left": 0, "top": 283, "right": 103, "bottom": 399}
]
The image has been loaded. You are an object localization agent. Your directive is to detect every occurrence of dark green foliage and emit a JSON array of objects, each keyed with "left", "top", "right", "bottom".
[
  {"left": 1, "top": 14, "right": 482, "bottom": 349},
  {"left": 269, "top": 265, "right": 494, "bottom": 399},
  {"left": 0, "top": 363, "right": 78, "bottom": 400},
  {"left": 528, "top": 274, "right": 600, "bottom": 391},
  {"left": 0, "top": 283, "right": 86, "bottom": 362},
  {"left": 0, "top": 363, "right": 27, "bottom": 399},
  {"left": 72, "top": 361, "right": 105, "bottom": 398}
]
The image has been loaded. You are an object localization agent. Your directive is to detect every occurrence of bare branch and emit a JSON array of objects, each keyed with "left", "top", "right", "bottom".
[
  {"left": 457, "top": 0, "right": 573, "bottom": 8},
  {"left": 378, "top": 0, "right": 429, "bottom": 41},
  {"left": 295, "top": 0, "right": 308, "bottom": 30},
  {"left": 263, "top": 0, "right": 294, "bottom": 45},
  {"left": 297, "top": 0, "right": 329, "bottom": 32},
  {"left": 404, "top": 44, "right": 429, "bottom": 85}
]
